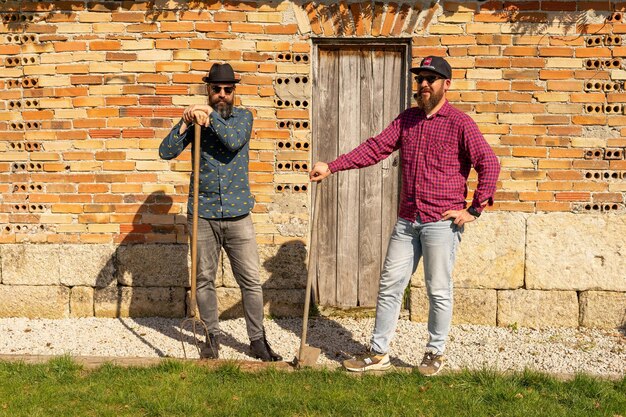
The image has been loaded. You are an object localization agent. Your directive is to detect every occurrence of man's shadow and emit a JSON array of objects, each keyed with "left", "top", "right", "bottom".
[
  {"left": 95, "top": 191, "right": 206, "bottom": 357},
  {"left": 222, "top": 239, "right": 411, "bottom": 368}
]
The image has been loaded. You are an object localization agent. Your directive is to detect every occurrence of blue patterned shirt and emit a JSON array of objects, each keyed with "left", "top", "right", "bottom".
[{"left": 159, "top": 107, "right": 255, "bottom": 219}]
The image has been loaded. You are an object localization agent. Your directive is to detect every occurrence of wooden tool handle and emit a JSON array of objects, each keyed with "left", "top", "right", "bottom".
[
  {"left": 190, "top": 123, "right": 201, "bottom": 317},
  {"left": 299, "top": 181, "right": 321, "bottom": 357}
]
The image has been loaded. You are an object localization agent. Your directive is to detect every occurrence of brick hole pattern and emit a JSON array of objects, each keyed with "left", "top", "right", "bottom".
[
  {"left": 275, "top": 76, "right": 309, "bottom": 86},
  {"left": 9, "top": 142, "right": 42, "bottom": 151},
  {"left": 11, "top": 162, "right": 43, "bottom": 172},
  {"left": 276, "top": 161, "right": 308, "bottom": 172},
  {"left": 275, "top": 184, "right": 308, "bottom": 193},
  {"left": 274, "top": 99, "right": 309, "bottom": 108},
  {"left": 277, "top": 120, "right": 310, "bottom": 129},
  {"left": 277, "top": 141, "right": 310, "bottom": 150},
  {"left": 12, "top": 183, "right": 43, "bottom": 193}
]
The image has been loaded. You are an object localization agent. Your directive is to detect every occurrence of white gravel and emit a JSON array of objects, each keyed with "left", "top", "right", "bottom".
[{"left": 0, "top": 317, "right": 624, "bottom": 378}]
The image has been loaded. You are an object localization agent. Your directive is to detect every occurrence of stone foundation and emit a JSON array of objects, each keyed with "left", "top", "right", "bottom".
[{"left": 0, "top": 214, "right": 625, "bottom": 329}]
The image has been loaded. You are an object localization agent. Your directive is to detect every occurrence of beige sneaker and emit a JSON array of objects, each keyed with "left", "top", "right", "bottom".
[
  {"left": 343, "top": 351, "right": 391, "bottom": 372},
  {"left": 417, "top": 351, "right": 445, "bottom": 376}
]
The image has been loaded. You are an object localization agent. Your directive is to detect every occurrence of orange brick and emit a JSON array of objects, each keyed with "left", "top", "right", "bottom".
[
  {"left": 89, "top": 129, "right": 120, "bottom": 138},
  {"left": 510, "top": 125, "right": 546, "bottom": 135},
  {"left": 572, "top": 115, "right": 606, "bottom": 125},
  {"left": 476, "top": 80, "right": 510, "bottom": 90},
  {"left": 379, "top": 2, "right": 397, "bottom": 36},
  {"left": 539, "top": 69, "right": 574, "bottom": 79},
  {"left": 189, "top": 39, "right": 221, "bottom": 49},
  {"left": 214, "top": 11, "right": 246, "bottom": 22},
  {"left": 592, "top": 193, "right": 623, "bottom": 202},
  {"left": 122, "top": 129, "right": 154, "bottom": 138},
  {"left": 548, "top": 126, "right": 582, "bottom": 136},
  {"left": 547, "top": 80, "right": 582, "bottom": 91},
  {"left": 575, "top": 47, "right": 612, "bottom": 58},
  {"left": 112, "top": 12, "right": 145, "bottom": 22},
  {"left": 572, "top": 160, "right": 609, "bottom": 169},
  {"left": 511, "top": 57, "right": 544, "bottom": 68},
  {"left": 491, "top": 202, "right": 535, "bottom": 212},
  {"left": 547, "top": 171, "right": 583, "bottom": 180},
  {"left": 512, "top": 147, "right": 547, "bottom": 158},
  {"left": 498, "top": 92, "right": 532, "bottom": 102},
  {"left": 555, "top": 192, "right": 590, "bottom": 201},
  {"left": 195, "top": 22, "right": 229, "bottom": 32},
  {"left": 265, "top": 24, "right": 299, "bottom": 35},
  {"left": 54, "top": 41, "right": 87, "bottom": 52},
  {"left": 156, "top": 39, "right": 188, "bottom": 49},
  {"left": 541, "top": 1, "right": 576, "bottom": 11},
  {"left": 276, "top": 109, "right": 309, "bottom": 119},
  {"left": 87, "top": 108, "right": 119, "bottom": 118},
  {"left": 475, "top": 57, "right": 510, "bottom": 67},
  {"left": 161, "top": 21, "right": 194, "bottom": 31},
  {"left": 534, "top": 115, "right": 569, "bottom": 125},
  {"left": 90, "top": 40, "right": 121, "bottom": 50},
  {"left": 503, "top": 46, "right": 537, "bottom": 56},
  {"left": 232, "top": 23, "right": 264, "bottom": 33},
  {"left": 536, "top": 202, "right": 571, "bottom": 211},
  {"left": 156, "top": 85, "right": 189, "bottom": 95},
  {"left": 538, "top": 47, "right": 572, "bottom": 57},
  {"left": 519, "top": 191, "right": 553, "bottom": 201}
]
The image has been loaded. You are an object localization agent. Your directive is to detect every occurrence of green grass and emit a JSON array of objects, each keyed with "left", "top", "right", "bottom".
[{"left": 0, "top": 357, "right": 624, "bottom": 417}]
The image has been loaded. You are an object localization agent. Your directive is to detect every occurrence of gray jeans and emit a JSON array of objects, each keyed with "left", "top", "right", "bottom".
[{"left": 188, "top": 213, "right": 264, "bottom": 341}]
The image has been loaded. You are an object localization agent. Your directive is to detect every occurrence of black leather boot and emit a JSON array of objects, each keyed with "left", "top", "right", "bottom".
[
  {"left": 199, "top": 333, "right": 219, "bottom": 359},
  {"left": 250, "top": 333, "right": 282, "bottom": 362}
]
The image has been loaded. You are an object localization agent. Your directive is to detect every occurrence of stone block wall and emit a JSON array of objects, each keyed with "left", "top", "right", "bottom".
[{"left": 0, "top": 1, "right": 624, "bottom": 328}]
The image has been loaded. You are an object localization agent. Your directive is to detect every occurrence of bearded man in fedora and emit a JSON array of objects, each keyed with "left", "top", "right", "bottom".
[{"left": 159, "top": 63, "right": 282, "bottom": 362}]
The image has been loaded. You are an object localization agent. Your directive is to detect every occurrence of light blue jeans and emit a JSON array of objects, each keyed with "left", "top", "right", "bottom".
[{"left": 370, "top": 217, "right": 462, "bottom": 355}]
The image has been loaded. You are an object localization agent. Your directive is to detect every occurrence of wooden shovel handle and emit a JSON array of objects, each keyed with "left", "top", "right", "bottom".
[{"left": 299, "top": 181, "right": 321, "bottom": 357}]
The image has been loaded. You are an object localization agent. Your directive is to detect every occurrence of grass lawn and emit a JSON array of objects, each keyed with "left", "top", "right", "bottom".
[{"left": 0, "top": 357, "right": 624, "bottom": 417}]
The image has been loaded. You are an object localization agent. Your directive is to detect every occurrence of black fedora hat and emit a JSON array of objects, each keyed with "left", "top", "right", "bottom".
[{"left": 202, "top": 63, "right": 239, "bottom": 84}]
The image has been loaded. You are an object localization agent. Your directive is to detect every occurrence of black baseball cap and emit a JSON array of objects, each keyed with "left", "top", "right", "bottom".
[{"left": 410, "top": 56, "right": 452, "bottom": 79}]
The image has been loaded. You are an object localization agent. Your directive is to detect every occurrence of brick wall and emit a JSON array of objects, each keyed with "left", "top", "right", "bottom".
[{"left": 0, "top": 0, "right": 624, "bottom": 327}]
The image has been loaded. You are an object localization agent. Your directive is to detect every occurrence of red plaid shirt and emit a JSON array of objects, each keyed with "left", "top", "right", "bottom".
[{"left": 328, "top": 101, "right": 500, "bottom": 223}]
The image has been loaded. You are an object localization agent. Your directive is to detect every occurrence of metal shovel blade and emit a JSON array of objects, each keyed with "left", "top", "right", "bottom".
[{"left": 294, "top": 345, "right": 321, "bottom": 368}]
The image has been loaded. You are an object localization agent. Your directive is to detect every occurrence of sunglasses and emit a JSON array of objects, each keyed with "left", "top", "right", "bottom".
[
  {"left": 210, "top": 85, "right": 234, "bottom": 94},
  {"left": 415, "top": 75, "right": 443, "bottom": 84}
]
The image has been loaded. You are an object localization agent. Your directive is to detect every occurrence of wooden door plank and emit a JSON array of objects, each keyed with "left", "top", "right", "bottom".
[
  {"left": 314, "top": 48, "right": 339, "bottom": 306},
  {"left": 381, "top": 49, "right": 403, "bottom": 270},
  {"left": 357, "top": 48, "right": 385, "bottom": 307},
  {"left": 336, "top": 50, "right": 360, "bottom": 308}
]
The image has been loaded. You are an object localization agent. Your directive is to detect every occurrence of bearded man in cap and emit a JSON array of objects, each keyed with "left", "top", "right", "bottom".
[
  {"left": 310, "top": 56, "right": 500, "bottom": 376},
  {"left": 159, "top": 63, "right": 282, "bottom": 362}
]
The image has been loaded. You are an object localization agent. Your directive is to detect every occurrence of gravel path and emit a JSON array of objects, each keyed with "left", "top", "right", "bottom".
[{"left": 0, "top": 317, "right": 624, "bottom": 378}]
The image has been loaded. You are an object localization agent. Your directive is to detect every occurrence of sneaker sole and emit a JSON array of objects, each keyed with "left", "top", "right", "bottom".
[
  {"left": 344, "top": 361, "right": 392, "bottom": 372},
  {"left": 418, "top": 361, "right": 445, "bottom": 377}
]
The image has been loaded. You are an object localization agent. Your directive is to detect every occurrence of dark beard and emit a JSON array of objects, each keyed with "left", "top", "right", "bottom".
[
  {"left": 417, "top": 88, "right": 444, "bottom": 114},
  {"left": 213, "top": 102, "right": 233, "bottom": 119},
  {"left": 209, "top": 97, "right": 234, "bottom": 119},
  {"left": 215, "top": 102, "right": 233, "bottom": 119}
]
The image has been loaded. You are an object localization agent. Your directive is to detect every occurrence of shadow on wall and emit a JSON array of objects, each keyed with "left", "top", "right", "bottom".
[
  {"left": 0, "top": 1, "right": 596, "bottom": 37},
  {"left": 94, "top": 191, "right": 191, "bottom": 357},
  {"left": 221, "top": 239, "right": 411, "bottom": 366}
]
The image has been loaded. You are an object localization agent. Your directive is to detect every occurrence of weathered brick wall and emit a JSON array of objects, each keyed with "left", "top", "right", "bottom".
[{"left": 0, "top": 0, "right": 624, "bottom": 328}]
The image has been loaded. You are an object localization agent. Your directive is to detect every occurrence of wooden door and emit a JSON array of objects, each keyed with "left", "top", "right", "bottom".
[{"left": 312, "top": 43, "right": 407, "bottom": 308}]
